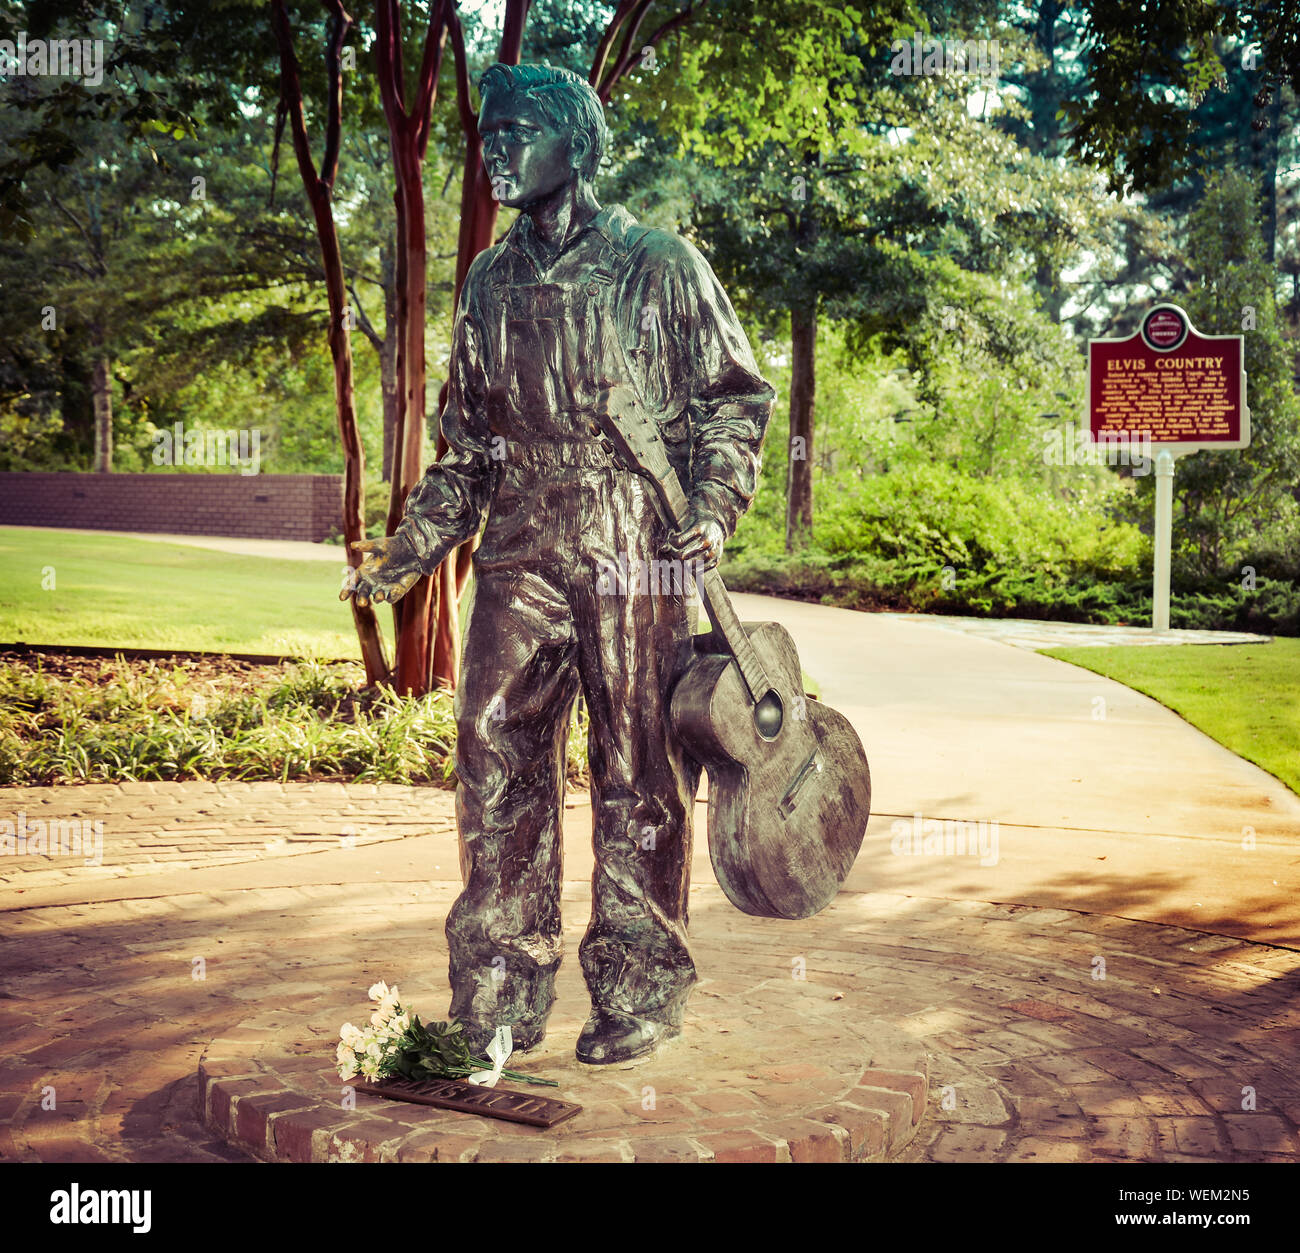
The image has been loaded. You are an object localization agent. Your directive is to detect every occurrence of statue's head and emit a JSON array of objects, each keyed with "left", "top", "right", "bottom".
[{"left": 477, "top": 63, "right": 608, "bottom": 209}]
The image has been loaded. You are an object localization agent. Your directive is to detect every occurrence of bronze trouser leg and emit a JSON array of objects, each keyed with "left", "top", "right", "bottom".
[
  {"left": 445, "top": 568, "right": 580, "bottom": 1037},
  {"left": 570, "top": 470, "right": 701, "bottom": 1025}
]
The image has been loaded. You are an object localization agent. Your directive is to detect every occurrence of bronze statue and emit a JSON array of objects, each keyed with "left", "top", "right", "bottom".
[{"left": 342, "top": 62, "right": 776, "bottom": 1065}]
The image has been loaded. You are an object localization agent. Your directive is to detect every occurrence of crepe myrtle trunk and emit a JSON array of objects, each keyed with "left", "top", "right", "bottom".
[
  {"left": 785, "top": 300, "right": 816, "bottom": 552},
  {"left": 314, "top": 168, "right": 390, "bottom": 686},
  {"left": 420, "top": 0, "right": 529, "bottom": 692},
  {"left": 90, "top": 333, "right": 112, "bottom": 474},
  {"left": 380, "top": 239, "right": 400, "bottom": 483},
  {"left": 271, "top": 0, "right": 389, "bottom": 687},
  {"left": 387, "top": 138, "right": 438, "bottom": 695}
]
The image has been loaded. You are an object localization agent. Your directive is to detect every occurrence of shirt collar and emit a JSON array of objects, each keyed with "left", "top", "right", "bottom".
[{"left": 507, "top": 203, "right": 637, "bottom": 270}]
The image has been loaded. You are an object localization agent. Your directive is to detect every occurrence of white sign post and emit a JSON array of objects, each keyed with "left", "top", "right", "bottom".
[{"left": 1151, "top": 449, "right": 1176, "bottom": 632}]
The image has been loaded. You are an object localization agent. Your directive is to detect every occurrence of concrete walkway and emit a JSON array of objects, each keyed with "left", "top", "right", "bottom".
[
  {"left": 1, "top": 595, "right": 1297, "bottom": 1163},
  {"left": 752, "top": 594, "right": 1298, "bottom": 948},
  {"left": 20, "top": 526, "right": 345, "bottom": 563}
]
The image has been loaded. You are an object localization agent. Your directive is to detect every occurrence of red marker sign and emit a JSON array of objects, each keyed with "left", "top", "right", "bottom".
[
  {"left": 1085, "top": 304, "right": 1250, "bottom": 633},
  {"left": 1087, "top": 304, "right": 1250, "bottom": 454}
]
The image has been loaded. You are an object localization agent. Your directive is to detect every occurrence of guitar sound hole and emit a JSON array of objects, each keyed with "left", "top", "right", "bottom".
[{"left": 753, "top": 690, "right": 783, "bottom": 740}]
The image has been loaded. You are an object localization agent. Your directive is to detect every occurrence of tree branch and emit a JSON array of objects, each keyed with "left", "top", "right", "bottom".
[
  {"left": 601, "top": 0, "right": 656, "bottom": 101},
  {"left": 269, "top": 0, "right": 321, "bottom": 194},
  {"left": 347, "top": 279, "right": 384, "bottom": 349},
  {"left": 589, "top": 0, "right": 640, "bottom": 90},
  {"left": 414, "top": 0, "right": 451, "bottom": 159},
  {"left": 320, "top": 0, "right": 354, "bottom": 191},
  {"left": 47, "top": 193, "right": 99, "bottom": 264},
  {"left": 600, "top": 2, "right": 703, "bottom": 103},
  {"left": 376, "top": 0, "right": 405, "bottom": 117},
  {"left": 448, "top": 3, "right": 477, "bottom": 136}
]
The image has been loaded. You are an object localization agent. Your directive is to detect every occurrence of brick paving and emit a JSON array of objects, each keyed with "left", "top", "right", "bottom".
[
  {"left": 0, "top": 780, "right": 456, "bottom": 893},
  {"left": 196, "top": 886, "right": 929, "bottom": 1163},
  {"left": 2, "top": 784, "right": 1298, "bottom": 1164}
]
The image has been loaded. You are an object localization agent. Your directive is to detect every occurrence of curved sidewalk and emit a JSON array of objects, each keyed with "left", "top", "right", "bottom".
[{"left": 757, "top": 594, "right": 1299, "bottom": 950}]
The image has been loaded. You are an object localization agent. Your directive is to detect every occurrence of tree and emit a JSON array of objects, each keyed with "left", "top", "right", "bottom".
[
  {"left": 641, "top": 18, "right": 1105, "bottom": 547},
  {"left": 1155, "top": 170, "right": 1300, "bottom": 578},
  {"left": 271, "top": 0, "right": 389, "bottom": 685}
]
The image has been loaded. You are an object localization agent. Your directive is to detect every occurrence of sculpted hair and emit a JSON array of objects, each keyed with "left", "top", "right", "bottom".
[{"left": 478, "top": 62, "right": 608, "bottom": 180}]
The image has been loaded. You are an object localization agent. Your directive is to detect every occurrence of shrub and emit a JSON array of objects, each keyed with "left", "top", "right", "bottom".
[
  {"left": 0, "top": 657, "right": 593, "bottom": 787},
  {"left": 815, "top": 462, "right": 1147, "bottom": 583}
]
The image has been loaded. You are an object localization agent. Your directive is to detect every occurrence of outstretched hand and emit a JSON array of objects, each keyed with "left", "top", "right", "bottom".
[{"left": 339, "top": 535, "right": 424, "bottom": 609}]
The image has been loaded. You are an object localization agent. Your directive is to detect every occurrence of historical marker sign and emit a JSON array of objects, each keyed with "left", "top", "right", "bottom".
[
  {"left": 1085, "top": 304, "right": 1250, "bottom": 631},
  {"left": 1087, "top": 304, "right": 1249, "bottom": 454}
]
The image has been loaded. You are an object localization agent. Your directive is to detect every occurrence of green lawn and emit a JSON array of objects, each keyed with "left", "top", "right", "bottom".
[
  {"left": 1, "top": 525, "right": 914, "bottom": 710},
  {"left": 1041, "top": 639, "right": 1300, "bottom": 796},
  {"left": 0, "top": 528, "right": 385, "bottom": 658}
]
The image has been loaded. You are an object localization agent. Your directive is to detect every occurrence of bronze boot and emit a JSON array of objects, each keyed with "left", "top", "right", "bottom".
[{"left": 575, "top": 1007, "right": 679, "bottom": 1065}]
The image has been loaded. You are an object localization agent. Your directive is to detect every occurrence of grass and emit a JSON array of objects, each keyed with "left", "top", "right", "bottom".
[
  {"left": 0, "top": 526, "right": 821, "bottom": 785},
  {"left": 1041, "top": 639, "right": 1300, "bottom": 796},
  {"left": 0, "top": 656, "right": 593, "bottom": 787},
  {"left": 0, "top": 659, "right": 449, "bottom": 785},
  {"left": 0, "top": 527, "right": 382, "bottom": 657}
]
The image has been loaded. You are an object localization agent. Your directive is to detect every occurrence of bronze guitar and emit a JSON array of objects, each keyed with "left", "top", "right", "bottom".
[{"left": 594, "top": 382, "right": 872, "bottom": 920}]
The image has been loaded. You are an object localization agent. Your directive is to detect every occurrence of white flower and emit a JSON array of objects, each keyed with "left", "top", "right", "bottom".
[
  {"left": 360, "top": 1055, "right": 380, "bottom": 1079},
  {"left": 388, "top": 1012, "right": 412, "bottom": 1036},
  {"left": 370, "top": 1007, "right": 391, "bottom": 1029},
  {"left": 339, "top": 1022, "right": 364, "bottom": 1048},
  {"left": 368, "top": 980, "right": 393, "bottom": 1002},
  {"left": 336, "top": 1041, "right": 355, "bottom": 1064},
  {"left": 337, "top": 1061, "right": 356, "bottom": 1079},
  {"left": 366, "top": 1039, "right": 384, "bottom": 1062}
]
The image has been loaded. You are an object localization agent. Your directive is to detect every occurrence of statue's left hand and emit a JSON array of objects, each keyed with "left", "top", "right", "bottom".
[
  {"left": 668, "top": 511, "right": 725, "bottom": 569},
  {"left": 340, "top": 534, "right": 424, "bottom": 609}
]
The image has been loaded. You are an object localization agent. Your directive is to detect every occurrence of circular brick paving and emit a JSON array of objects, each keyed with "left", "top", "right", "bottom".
[
  {"left": 11, "top": 870, "right": 1299, "bottom": 1164},
  {"left": 197, "top": 893, "right": 929, "bottom": 1163}
]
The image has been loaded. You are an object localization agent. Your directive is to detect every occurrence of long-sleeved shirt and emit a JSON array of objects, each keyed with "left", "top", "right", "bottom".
[{"left": 396, "top": 203, "right": 775, "bottom": 570}]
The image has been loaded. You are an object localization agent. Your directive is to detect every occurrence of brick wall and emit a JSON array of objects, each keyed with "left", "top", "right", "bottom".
[{"left": 0, "top": 473, "right": 344, "bottom": 543}]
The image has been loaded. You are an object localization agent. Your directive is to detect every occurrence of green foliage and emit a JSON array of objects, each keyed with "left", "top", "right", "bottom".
[
  {"left": 1056, "top": 2, "right": 1243, "bottom": 194},
  {"left": 723, "top": 545, "right": 1300, "bottom": 635},
  {"left": 1125, "top": 170, "right": 1300, "bottom": 580},
  {"left": 626, "top": 1, "right": 920, "bottom": 166},
  {"left": 816, "top": 460, "right": 1146, "bottom": 578},
  {"left": 365, "top": 479, "right": 391, "bottom": 532},
  {"left": 0, "top": 657, "right": 593, "bottom": 786},
  {"left": 727, "top": 452, "right": 1158, "bottom": 621}
]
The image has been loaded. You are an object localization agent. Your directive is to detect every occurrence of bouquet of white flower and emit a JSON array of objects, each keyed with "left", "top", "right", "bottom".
[{"left": 336, "top": 982, "right": 557, "bottom": 1087}]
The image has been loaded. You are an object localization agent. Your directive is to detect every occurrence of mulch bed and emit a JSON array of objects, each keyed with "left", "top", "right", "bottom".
[{"left": 0, "top": 647, "right": 353, "bottom": 687}]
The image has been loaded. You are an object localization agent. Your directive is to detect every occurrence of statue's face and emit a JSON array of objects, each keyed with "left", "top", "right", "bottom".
[{"left": 479, "top": 88, "right": 581, "bottom": 208}]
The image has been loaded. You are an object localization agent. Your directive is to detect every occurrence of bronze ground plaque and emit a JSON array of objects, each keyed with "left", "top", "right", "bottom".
[{"left": 355, "top": 1077, "right": 582, "bottom": 1128}]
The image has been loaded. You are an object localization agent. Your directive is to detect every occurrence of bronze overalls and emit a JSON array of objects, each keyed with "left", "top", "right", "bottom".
[{"left": 443, "top": 222, "right": 703, "bottom": 1043}]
